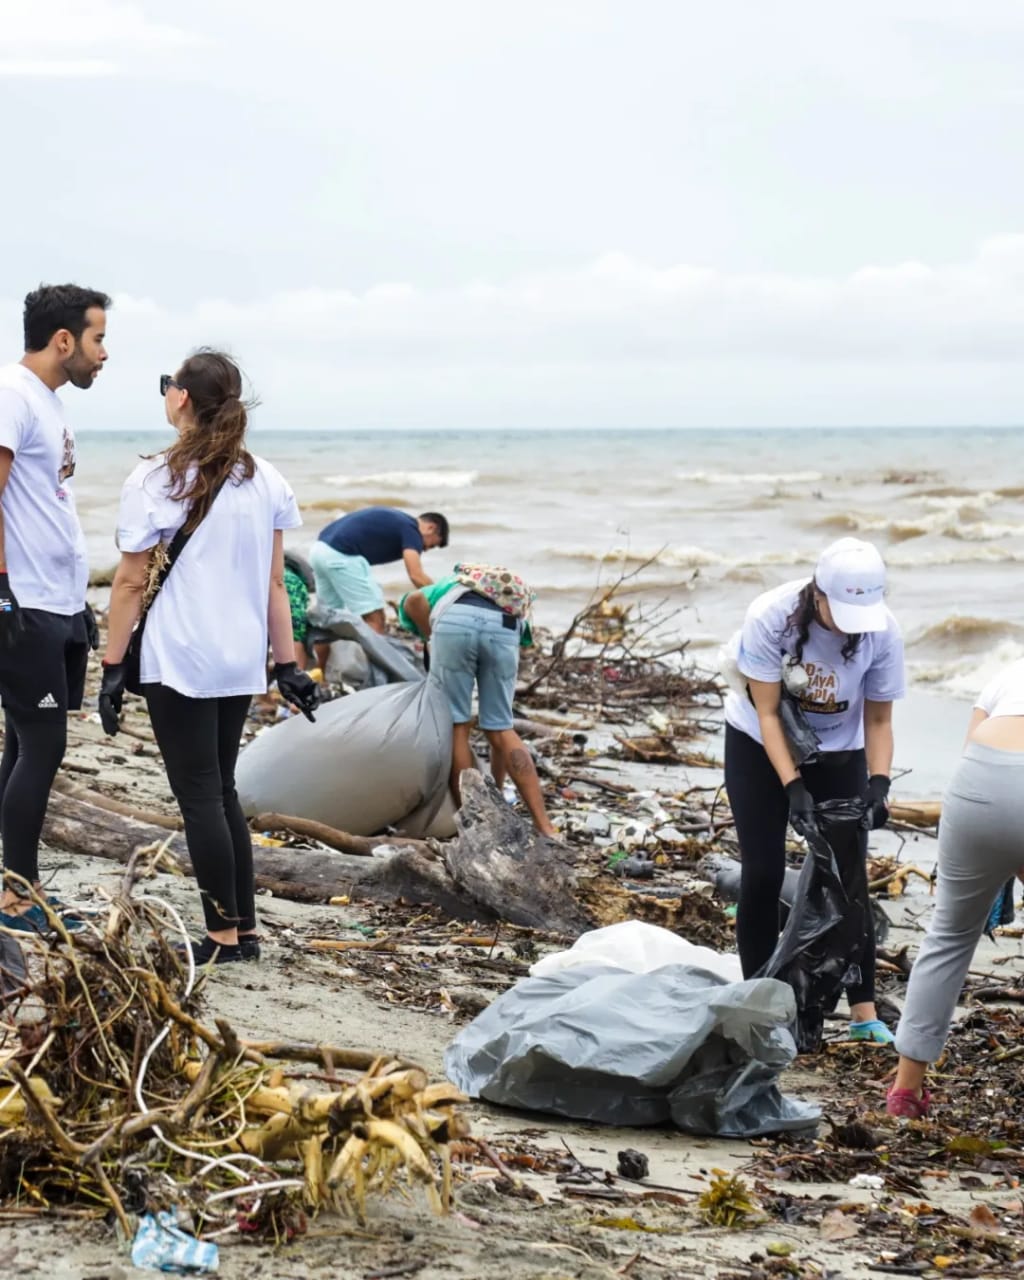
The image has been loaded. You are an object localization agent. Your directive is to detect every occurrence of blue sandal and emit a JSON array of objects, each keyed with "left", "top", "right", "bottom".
[{"left": 848, "top": 1018, "right": 895, "bottom": 1046}]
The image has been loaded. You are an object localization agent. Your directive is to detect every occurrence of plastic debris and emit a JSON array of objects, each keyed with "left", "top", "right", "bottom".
[{"left": 131, "top": 1211, "right": 219, "bottom": 1273}]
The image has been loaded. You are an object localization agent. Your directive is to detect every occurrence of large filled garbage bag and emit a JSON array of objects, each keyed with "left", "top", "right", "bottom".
[
  {"left": 444, "top": 959, "right": 819, "bottom": 1137},
  {"left": 760, "top": 798, "right": 867, "bottom": 1054},
  {"left": 237, "top": 678, "right": 454, "bottom": 837}
]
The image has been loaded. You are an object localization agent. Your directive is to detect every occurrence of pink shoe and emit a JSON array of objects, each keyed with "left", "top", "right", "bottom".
[{"left": 886, "top": 1086, "right": 931, "bottom": 1119}]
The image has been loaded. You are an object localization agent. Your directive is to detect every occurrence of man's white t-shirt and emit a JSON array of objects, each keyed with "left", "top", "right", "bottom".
[
  {"left": 724, "top": 578, "right": 906, "bottom": 752},
  {"left": 0, "top": 364, "right": 88, "bottom": 615},
  {"left": 116, "top": 454, "right": 302, "bottom": 698},
  {"left": 975, "top": 660, "right": 1024, "bottom": 719}
]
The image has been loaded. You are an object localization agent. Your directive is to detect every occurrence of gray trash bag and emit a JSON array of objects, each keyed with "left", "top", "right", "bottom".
[
  {"left": 237, "top": 678, "right": 453, "bottom": 837},
  {"left": 306, "top": 605, "right": 422, "bottom": 685},
  {"left": 444, "top": 962, "right": 820, "bottom": 1138}
]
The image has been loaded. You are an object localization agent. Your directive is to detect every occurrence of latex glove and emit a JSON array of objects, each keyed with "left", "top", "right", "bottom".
[
  {"left": 99, "top": 662, "right": 126, "bottom": 735},
  {"left": 0, "top": 572, "right": 23, "bottom": 649},
  {"left": 785, "top": 778, "right": 818, "bottom": 839},
  {"left": 273, "top": 661, "right": 320, "bottom": 722},
  {"left": 82, "top": 603, "right": 100, "bottom": 650},
  {"left": 861, "top": 774, "right": 891, "bottom": 831}
]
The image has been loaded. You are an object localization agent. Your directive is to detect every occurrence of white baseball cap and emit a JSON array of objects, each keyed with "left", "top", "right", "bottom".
[{"left": 814, "top": 538, "right": 888, "bottom": 634}]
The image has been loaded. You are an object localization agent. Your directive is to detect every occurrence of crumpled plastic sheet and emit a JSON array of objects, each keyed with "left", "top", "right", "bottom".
[
  {"left": 131, "top": 1210, "right": 218, "bottom": 1273},
  {"left": 445, "top": 961, "right": 820, "bottom": 1138}
]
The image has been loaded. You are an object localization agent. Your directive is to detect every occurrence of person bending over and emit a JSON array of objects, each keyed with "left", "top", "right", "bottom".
[
  {"left": 400, "top": 568, "right": 555, "bottom": 838},
  {"left": 888, "top": 659, "right": 1024, "bottom": 1117},
  {"left": 310, "top": 506, "right": 448, "bottom": 641},
  {"left": 0, "top": 283, "right": 110, "bottom": 932},
  {"left": 723, "top": 538, "right": 904, "bottom": 1045}
]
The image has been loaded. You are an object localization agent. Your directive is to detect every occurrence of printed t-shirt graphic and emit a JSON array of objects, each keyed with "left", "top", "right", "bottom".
[{"left": 723, "top": 578, "right": 905, "bottom": 752}]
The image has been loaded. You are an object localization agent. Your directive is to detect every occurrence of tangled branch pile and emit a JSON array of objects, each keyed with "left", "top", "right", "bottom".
[
  {"left": 518, "top": 563, "right": 722, "bottom": 728},
  {"left": 0, "top": 858, "right": 468, "bottom": 1239}
]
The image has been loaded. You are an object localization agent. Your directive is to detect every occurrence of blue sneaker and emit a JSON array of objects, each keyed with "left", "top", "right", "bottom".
[
  {"left": 0, "top": 899, "right": 85, "bottom": 935},
  {"left": 848, "top": 1018, "right": 895, "bottom": 1046}
]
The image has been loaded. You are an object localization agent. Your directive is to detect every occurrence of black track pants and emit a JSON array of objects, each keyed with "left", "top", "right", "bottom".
[
  {"left": 145, "top": 684, "right": 255, "bottom": 934},
  {"left": 0, "top": 712, "right": 68, "bottom": 885}
]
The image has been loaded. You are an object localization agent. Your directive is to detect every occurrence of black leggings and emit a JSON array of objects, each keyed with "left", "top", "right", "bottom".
[
  {"left": 145, "top": 685, "right": 255, "bottom": 935},
  {"left": 724, "top": 722, "right": 876, "bottom": 1008},
  {"left": 0, "top": 712, "right": 68, "bottom": 885}
]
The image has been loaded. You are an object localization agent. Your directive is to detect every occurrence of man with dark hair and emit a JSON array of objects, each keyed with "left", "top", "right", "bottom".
[
  {"left": 309, "top": 506, "right": 449, "bottom": 636},
  {"left": 0, "top": 284, "right": 110, "bottom": 930}
]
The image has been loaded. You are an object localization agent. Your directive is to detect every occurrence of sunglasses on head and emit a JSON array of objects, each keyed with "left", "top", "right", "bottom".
[{"left": 159, "top": 374, "right": 181, "bottom": 397}]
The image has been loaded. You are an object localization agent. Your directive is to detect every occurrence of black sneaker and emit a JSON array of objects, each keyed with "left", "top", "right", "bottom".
[
  {"left": 174, "top": 936, "right": 244, "bottom": 966},
  {"left": 238, "top": 935, "right": 261, "bottom": 961}
]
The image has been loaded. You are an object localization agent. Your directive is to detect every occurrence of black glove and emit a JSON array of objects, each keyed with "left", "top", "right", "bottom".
[
  {"left": 273, "top": 662, "right": 319, "bottom": 722},
  {"left": 82, "top": 603, "right": 100, "bottom": 650},
  {"left": 861, "top": 774, "right": 891, "bottom": 831},
  {"left": 99, "top": 661, "right": 126, "bottom": 735},
  {"left": 785, "top": 778, "right": 818, "bottom": 839},
  {"left": 0, "top": 572, "right": 23, "bottom": 649}
]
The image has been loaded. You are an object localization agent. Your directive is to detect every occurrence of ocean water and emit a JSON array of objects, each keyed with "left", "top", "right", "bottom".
[{"left": 73, "top": 426, "right": 1024, "bottom": 796}]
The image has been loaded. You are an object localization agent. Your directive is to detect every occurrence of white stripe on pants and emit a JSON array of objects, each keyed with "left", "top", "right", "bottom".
[{"left": 895, "top": 741, "right": 1024, "bottom": 1064}]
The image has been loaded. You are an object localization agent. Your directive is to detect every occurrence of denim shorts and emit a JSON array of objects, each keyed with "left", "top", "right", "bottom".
[{"left": 431, "top": 601, "right": 520, "bottom": 729}]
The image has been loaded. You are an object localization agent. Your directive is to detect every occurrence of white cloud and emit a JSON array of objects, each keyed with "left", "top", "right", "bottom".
[
  {"left": 5, "top": 234, "right": 1018, "bottom": 431},
  {"left": 0, "top": 0, "right": 199, "bottom": 76}
]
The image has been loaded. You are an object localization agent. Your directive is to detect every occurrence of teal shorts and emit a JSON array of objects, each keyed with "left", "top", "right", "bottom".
[{"left": 310, "top": 540, "right": 387, "bottom": 618}]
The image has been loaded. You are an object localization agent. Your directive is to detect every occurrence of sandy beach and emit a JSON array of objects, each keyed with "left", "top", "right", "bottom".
[{"left": 4, "top": 613, "right": 1024, "bottom": 1280}]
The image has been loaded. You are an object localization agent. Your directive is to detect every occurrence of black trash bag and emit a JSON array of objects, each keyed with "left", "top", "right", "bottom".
[
  {"left": 778, "top": 688, "right": 821, "bottom": 767},
  {"left": 759, "top": 797, "right": 867, "bottom": 1054}
]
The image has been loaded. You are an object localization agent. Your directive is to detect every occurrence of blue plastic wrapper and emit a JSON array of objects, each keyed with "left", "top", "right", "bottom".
[{"left": 131, "top": 1211, "right": 218, "bottom": 1273}]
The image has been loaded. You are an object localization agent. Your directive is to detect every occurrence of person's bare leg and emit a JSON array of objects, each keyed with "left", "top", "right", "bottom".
[
  {"left": 450, "top": 723, "right": 475, "bottom": 804},
  {"left": 849, "top": 1000, "right": 880, "bottom": 1024},
  {"left": 485, "top": 729, "right": 555, "bottom": 836},
  {"left": 893, "top": 1055, "right": 928, "bottom": 1097},
  {"left": 295, "top": 640, "right": 310, "bottom": 671},
  {"left": 362, "top": 609, "right": 386, "bottom": 635},
  {"left": 314, "top": 642, "right": 331, "bottom": 673}
]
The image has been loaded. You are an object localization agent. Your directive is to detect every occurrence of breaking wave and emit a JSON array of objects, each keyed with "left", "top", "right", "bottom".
[
  {"left": 325, "top": 469, "right": 478, "bottom": 490},
  {"left": 676, "top": 469, "right": 824, "bottom": 486},
  {"left": 907, "top": 616, "right": 1024, "bottom": 651},
  {"left": 909, "top": 640, "right": 1024, "bottom": 700}
]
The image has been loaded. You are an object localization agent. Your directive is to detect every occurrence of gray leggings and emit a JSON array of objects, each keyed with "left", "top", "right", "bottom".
[{"left": 896, "top": 742, "right": 1024, "bottom": 1064}]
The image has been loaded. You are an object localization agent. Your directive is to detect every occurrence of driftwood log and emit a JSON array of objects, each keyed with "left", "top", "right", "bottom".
[{"left": 39, "top": 776, "right": 592, "bottom": 929}]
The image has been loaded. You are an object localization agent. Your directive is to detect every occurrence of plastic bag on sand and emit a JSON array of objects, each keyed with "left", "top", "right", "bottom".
[
  {"left": 529, "top": 920, "right": 743, "bottom": 985},
  {"left": 237, "top": 678, "right": 453, "bottom": 838},
  {"left": 444, "top": 961, "right": 819, "bottom": 1138},
  {"left": 760, "top": 797, "right": 867, "bottom": 1054},
  {"left": 131, "top": 1210, "right": 218, "bottom": 1273}
]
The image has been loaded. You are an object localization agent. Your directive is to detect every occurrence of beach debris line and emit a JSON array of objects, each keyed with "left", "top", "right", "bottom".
[{"left": 0, "top": 856, "right": 470, "bottom": 1236}]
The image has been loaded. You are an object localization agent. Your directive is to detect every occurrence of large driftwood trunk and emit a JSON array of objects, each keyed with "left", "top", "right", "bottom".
[
  {"left": 39, "top": 780, "right": 564, "bottom": 926},
  {"left": 444, "top": 772, "right": 592, "bottom": 935}
]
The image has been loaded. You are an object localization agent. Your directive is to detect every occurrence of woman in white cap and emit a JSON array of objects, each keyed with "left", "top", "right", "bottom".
[
  {"left": 723, "top": 538, "right": 905, "bottom": 1044},
  {"left": 888, "top": 659, "right": 1024, "bottom": 1116}
]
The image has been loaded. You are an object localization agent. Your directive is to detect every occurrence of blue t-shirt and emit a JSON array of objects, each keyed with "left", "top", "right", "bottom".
[{"left": 319, "top": 507, "right": 424, "bottom": 565}]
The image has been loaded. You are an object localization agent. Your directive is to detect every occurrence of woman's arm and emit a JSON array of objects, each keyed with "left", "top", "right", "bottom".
[
  {"left": 748, "top": 678, "right": 800, "bottom": 786},
  {"left": 103, "top": 551, "right": 150, "bottom": 663},
  {"left": 403, "top": 589, "right": 432, "bottom": 641},
  {"left": 864, "top": 699, "right": 895, "bottom": 777},
  {"left": 267, "top": 530, "right": 298, "bottom": 665}
]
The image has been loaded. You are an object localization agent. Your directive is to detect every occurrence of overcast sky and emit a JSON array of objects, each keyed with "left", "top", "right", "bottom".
[{"left": 2, "top": 0, "right": 1023, "bottom": 429}]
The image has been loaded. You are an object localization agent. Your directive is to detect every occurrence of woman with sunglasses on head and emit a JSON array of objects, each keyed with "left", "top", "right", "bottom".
[
  {"left": 723, "top": 538, "right": 905, "bottom": 1044},
  {"left": 98, "top": 351, "right": 319, "bottom": 964}
]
